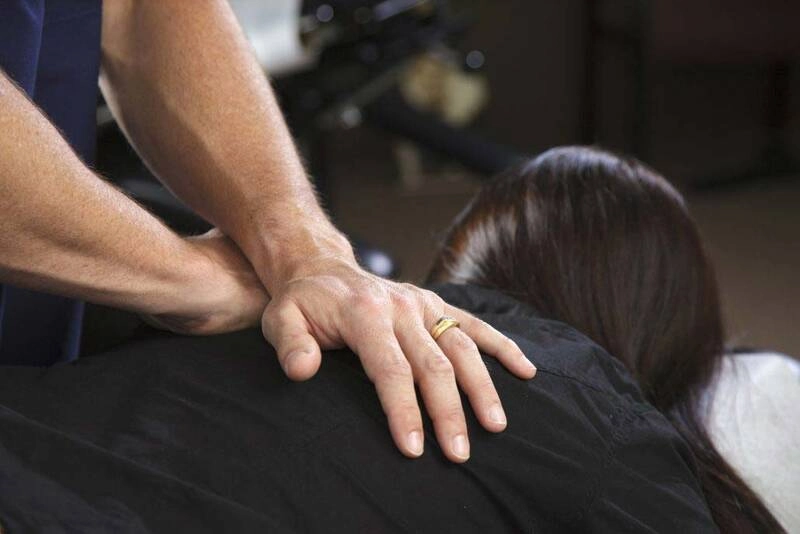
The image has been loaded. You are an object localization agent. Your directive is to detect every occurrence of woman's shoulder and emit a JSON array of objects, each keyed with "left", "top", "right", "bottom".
[
  {"left": 705, "top": 351, "right": 800, "bottom": 533},
  {"left": 431, "top": 282, "right": 716, "bottom": 532},
  {"left": 430, "top": 282, "right": 649, "bottom": 405},
  {"left": 0, "top": 283, "right": 719, "bottom": 532}
]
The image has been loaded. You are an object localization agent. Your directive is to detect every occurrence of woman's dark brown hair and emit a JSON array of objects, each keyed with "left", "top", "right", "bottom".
[{"left": 429, "top": 146, "right": 784, "bottom": 533}]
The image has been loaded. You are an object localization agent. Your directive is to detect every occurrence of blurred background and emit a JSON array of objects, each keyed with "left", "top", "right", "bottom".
[{"left": 93, "top": 0, "right": 799, "bottom": 356}]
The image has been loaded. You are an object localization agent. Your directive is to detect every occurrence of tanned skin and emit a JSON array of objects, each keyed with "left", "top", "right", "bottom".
[{"left": 0, "top": 0, "right": 536, "bottom": 463}]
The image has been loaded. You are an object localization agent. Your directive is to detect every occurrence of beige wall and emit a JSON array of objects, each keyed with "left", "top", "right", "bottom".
[{"left": 332, "top": 1, "right": 800, "bottom": 357}]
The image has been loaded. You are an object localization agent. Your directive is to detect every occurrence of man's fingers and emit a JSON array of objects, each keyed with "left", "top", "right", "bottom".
[
  {"left": 446, "top": 304, "right": 537, "bottom": 379},
  {"left": 435, "top": 326, "right": 507, "bottom": 433},
  {"left": 396, "top": 323, "right": 470, "bottom": 463},
  {"left": 261, "top": 300, "right": 322, "bottom": 381},
  {"left": 350, "top": 327, "right": 425, "bottom": 459}
]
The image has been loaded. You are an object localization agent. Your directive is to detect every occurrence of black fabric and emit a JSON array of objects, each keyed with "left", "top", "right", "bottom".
[{"left": 0, "top": 284, "right": 717, "bottom": 533}]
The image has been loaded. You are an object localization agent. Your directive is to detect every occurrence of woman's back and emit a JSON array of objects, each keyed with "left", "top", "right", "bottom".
[{"left": 0, "top": 284, "right": 715, "bottom": 533}]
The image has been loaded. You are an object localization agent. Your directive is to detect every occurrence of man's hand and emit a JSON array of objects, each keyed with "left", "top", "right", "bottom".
[
  {"left": 98, "top": 1, "right": 536, "bottom": 463},
  {"left": 141, "top": 230, "right": 268, "bottom": 336},
  {"left": 262, "top": 256, "right": 537, "bottom": 463}
]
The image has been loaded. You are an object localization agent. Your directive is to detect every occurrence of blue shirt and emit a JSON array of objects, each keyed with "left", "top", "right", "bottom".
[{"left": 0, "top": 0, "right": 102, "bottom": 365}]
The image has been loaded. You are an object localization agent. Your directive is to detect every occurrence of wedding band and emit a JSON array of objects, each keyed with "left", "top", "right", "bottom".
[{"left": 430, "top": 316, "right": 460, "bottom": 340}]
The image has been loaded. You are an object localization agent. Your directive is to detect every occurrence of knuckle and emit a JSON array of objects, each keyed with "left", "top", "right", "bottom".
[
  {"left": 392, "top": 291, "right": 418, "bottom": 314},
  {"left": 379, "top": 355, "right": 413, "bottom": 380},
  {"left": 423, "top": 289, "right": 444, "bottom": 307},
  {"left": 425, "top": 351, "right": 454, "bottom": 375},
  {"left": 487, "top": 322, "right": 505, "bottom": 338},
  {"left": 399, "top": 282, "right": 422, "bottom": 295},
  {"left": 351, "top": 288, "right": 387, "bottom": 314},
  {"left": 406, "top": 283, "right": 428, "bottom": 301},
  {"left": 451, "top": 332, "right": 477, "bottom": 352},
  {"left": 502, "top": 336, "right": 521, "bottom": 353},
  {"left": 262, "top": 299, "right": 289, "bottom": 325},
  {"left": 432, "top": 406, "right": 465, "bottom": 426},
  {"left": 260, "top": 307, "right": 274, "bottom": 329},
  {"left": 420, "top": 290, "right": 444, "bottom": 311},
  {"left": 388, "top": 401, "right": 420, "bottom": 420},
  {"left": 473, "top": 373, "right": 497, "bottom": 396}
]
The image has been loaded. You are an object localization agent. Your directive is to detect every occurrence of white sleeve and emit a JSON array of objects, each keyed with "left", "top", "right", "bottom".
[{"left": 705, "top": 352, "right": 800, "bottom": 533}]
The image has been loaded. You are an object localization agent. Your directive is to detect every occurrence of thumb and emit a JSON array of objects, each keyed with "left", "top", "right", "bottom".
[{"left": 261, "top": 300, "right": 322, "bottom": 381}]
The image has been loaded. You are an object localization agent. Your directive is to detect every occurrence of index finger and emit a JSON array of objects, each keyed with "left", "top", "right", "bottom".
[{"left": 445, "top": 304, "right": 537, "bottom": 379}]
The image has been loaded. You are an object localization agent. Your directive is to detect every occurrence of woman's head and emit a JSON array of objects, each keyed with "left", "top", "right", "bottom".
[
  {"left": 429, "top": 145, "right": 722, "bottom": 410},
  {"left": 429, "top": 146, "right": 783, "bottom": 533}
]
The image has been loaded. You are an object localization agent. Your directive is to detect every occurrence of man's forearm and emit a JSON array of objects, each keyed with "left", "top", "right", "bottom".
[
  {"left": 99, "top": 1, "right": 352, "bottom": 293},
  {"left": 0, "top": 71, "right": 211, "bottom": 316}
]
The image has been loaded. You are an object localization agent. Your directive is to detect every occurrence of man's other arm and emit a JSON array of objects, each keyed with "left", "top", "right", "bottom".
[{"left": 0, "top": 71, "right": 266, "bottom": 334}]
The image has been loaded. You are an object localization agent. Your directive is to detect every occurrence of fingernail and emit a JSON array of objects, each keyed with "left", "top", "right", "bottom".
[
  {"left": 452, "top": 434, "right": 470, "bottom": 460},
  {"left": 407, "top": 431, "right": 424, "bottom": 456},
  {"left": 283, "top": 350, "right": 307, "bottom": 374},
  {"left": 489, "top": 404, "right": 507, "bottom": 426}
]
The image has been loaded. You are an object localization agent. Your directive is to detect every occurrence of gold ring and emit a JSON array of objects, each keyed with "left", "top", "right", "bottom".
[{"left": 430, "top": 316, "right": 460, "bottom": 340}]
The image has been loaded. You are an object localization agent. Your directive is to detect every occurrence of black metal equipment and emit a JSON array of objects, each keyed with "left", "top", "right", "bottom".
[{"left": 278, "top": 0, "right": 522, "bottom": 173}]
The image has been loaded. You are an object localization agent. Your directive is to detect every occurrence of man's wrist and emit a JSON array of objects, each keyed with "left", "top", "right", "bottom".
[
  {"left": 139, "top": 238, "right": 221, "bottom": 317},
  {"left": 236, "top": 212, "right": 356, "bottom": 294}
]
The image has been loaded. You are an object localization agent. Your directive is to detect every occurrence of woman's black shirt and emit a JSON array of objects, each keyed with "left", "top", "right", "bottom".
[{"left": 0, "top": 284, "right": 717, "bottom": 533}]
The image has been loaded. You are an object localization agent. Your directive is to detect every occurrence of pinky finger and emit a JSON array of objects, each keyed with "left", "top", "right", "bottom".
[{"left": 445, "top": 305, "right": 537, "bottom": 379}]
